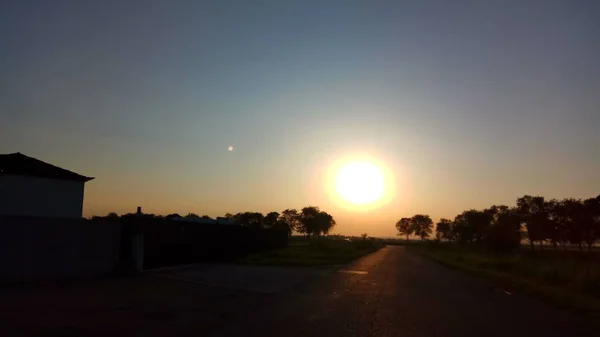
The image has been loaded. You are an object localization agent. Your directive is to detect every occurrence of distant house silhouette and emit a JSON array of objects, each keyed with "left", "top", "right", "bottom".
[{"left": 0, "top": 152, "right": 94, "bottom": 218}]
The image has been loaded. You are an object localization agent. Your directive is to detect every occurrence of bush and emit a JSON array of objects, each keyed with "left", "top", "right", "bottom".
[{"left": 484, "top": 222, "right": 521, "bottom": 253}]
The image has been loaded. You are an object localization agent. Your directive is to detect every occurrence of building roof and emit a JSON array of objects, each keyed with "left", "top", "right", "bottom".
[{"left": 0, "top": 153, "right": 94, "bottom": 182}]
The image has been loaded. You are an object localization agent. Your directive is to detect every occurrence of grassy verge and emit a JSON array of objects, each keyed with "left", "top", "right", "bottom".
[
  {"left": 238, "top": 238, "right": 383, "bottom": 266},
  {"left": 412, "top": 243, "right": 600, "bottom": 317}
]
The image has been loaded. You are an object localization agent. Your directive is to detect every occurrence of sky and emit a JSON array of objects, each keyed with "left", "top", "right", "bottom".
[{"left": 1, "top": 0, "right": 599, "bottom": 236}]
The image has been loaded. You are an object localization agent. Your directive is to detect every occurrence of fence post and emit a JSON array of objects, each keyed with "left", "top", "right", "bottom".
[{"left": 132, "top": 233, "right": 144, "bottom": 272}]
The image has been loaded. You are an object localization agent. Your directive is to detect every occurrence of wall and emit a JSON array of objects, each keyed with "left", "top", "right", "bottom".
[
  {"left": 0, "top": 174, "right": 86, "bottom": 218},
  {"left": 0, "top": 215, "right": 121, "bottom": 284},
  {"left": 121, "top": 216, "right": 288, "bottom": 269}
]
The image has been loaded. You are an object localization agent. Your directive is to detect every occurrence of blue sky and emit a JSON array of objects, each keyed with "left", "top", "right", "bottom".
[{"left": 1, "top": 0, "right": 599, "bottom": 236}]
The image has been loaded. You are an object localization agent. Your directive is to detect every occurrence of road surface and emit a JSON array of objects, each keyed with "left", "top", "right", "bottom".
[
  {"left": 210, "top": 245, "right": 596, "bottom": 337},
  {"left": 0, "top": 246, "right": 597, "bottom": 336}
]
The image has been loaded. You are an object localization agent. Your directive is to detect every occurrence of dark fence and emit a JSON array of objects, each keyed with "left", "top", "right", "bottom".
[
  {"left": 121, "top": 216, "right": 288, "bottom": 269},
  {"left": 0, "top": 215, "right": 121, "bottom": 284},
  {"left": 0, "top": 215, "right": 288, "bottom": 284}
]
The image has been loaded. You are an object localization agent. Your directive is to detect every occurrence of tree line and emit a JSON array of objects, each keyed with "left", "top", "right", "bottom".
[
  {"left": 224, "top": 206, "right": 336, "bottom": 237},
  {"left": 396, "top": 195, "right": 600, "bottom": 253},
  {"left": 93, "top": 206, "right": 336, "bottom": 238}
]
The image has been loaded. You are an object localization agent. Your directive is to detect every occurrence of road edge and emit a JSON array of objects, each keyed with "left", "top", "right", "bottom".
[{"left": 411, "top": 246, "right": 600, "bottom": 319}]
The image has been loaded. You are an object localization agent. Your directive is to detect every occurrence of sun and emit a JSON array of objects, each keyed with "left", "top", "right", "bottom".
[{"left": 334, "top": 161, "right": 385, "bottom": 205}]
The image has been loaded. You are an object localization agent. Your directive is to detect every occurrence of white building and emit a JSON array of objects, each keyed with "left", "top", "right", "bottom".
[{"left": 0, "top": 153, "right": 94, "bottom": 218}]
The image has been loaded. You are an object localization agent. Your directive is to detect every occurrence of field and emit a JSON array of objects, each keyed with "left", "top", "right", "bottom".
[
  {"left": 238, "top": 237, "right": 383, "bottom": 266},
  {"left": 413, "top": 242, "right": 600, "bottom": 315}
]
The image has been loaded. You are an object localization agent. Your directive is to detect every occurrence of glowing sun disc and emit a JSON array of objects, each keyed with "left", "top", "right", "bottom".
[{"left": 335, "top": 161, "right": 385, "bottom": 205}]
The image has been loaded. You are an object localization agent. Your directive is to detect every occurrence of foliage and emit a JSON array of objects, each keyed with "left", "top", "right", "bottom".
[
  {"left": 232, "top": 212, "right": 264, "bottom": 228},
  {"left": 263, "top": 212, "right": 280, "bottom": 228},
  {"left": 395, "top": 217, "right": 412, "bottom": 241},
  {"left": 453, "top": 209, "right": 493, "bottom": 244},
  {"left": 514, "top": 195, "right": 600, "bottom": 252},
  {"left": 411, "top": 214, "right": 433, "bottom": 241},
  {"left": 485, "top": 206, "right": 522, "bottom": 253},
  {"left": 516, "top": 196, "right": 549, "bottom": 250},
  {"left": 435, "top": 218, "right": 453, "bottom": 241},
  {"left": 92, "top": 206, "right": 337, "bottom": 237},
  {"left": 396, "top": 194, "right": 600, "bottom": 254},
  {"left": 395, "top": 215, "right": 433, "bottom": 241},
  {"left": 415, "top": 243, "right": 600, "bottom": 314},
  {"left": 279, "top": 209, "right": 301, "bottom": 233},
  {"left": 165, "top": 213, "right": 181, "bottom": 220},
  {"left": 297, "top": 206, "right": 336, "bottom": 237}
]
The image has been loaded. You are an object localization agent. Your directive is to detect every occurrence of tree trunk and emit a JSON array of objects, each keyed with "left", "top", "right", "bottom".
[
  {"left": 529, "top": 241, "right": 535, "bottom": 253},
  {"left": 406, "top": 234, "right": 409, "bottom": 241},
  {"left": 540, "top": 242, "right": 544, "bottom": 252},
  {"left": 553, "top": 241, "right": 558, "bottom": 252},
  {"left": 578, "top": 243, "right": 583, "bottom": 253}
]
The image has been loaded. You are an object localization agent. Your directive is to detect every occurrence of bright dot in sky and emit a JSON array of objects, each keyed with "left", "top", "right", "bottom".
[
  {"left": 334, "top": 161, "right": 385, "bottom": 205},
  {"left": 228, "top": 146, "right": 234, "bottom": 151}
]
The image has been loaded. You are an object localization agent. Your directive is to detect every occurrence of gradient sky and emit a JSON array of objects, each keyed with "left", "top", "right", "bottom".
[{"left": 1, "top": 0, "right": 599, "bottom": 236}]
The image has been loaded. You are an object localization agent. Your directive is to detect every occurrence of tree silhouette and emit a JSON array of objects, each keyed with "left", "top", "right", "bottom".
[
  {"left": 435, "top": 218, "right": 453, "bottom": 241},
  {"left": 273, "top": 219, "right": 292, "bottom": 236},
  {"left": 394, "top": 193, "right": 600, "bottom": 255},
  {"left": 452, "top": 211, "right": 473, "bottom": 243},
  {"left": 551, "top": 199, "right": 576, "bottom": 251},
  {"left": 279, "top": 209, "right": 300, "bottom": 233},
  {"left": 581, "top": 197, "right": 599, "bottom": 251},
  {"left": 264, "top": 212, "right": 280, "bottom": 228},
  {"left": 298, "top": 206, "right": 336, "bottom": 237},
  {"left": 395, "top": 217, "right": 412, "bottom": 241},
  {"left": 452, "top": 209, "right": 493, "bottom": 244},
  {"left": 545, "top": 199, "right": 564, "bottom": 251},
  {"left": 106, "top": 212, "right": 119, "bottom": 219},
  {"left": 411, "top": 214, "right": 433, "bottom": 241},
  {"left": 318, "top": 211, "right": 336, "bottom": 235},
  {"left": 165, "top": 213, "right": 181, "bottom": 221},
  {"left": 516, "top": 195, "right": 549, "bottom": 252},
  {"left": 233, "top": 212, "right": 264, "bottom": 228},
  {"left": 485, "top": 206, "right": 522, "bottom": 253}
]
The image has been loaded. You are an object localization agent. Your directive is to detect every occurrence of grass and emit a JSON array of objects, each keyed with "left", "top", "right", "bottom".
[
  {"left": 238, "top": 238, "right": 383, "bottom": 266},
  {"left": 413, "top": 243, "right": 600, "bottom": 316}
]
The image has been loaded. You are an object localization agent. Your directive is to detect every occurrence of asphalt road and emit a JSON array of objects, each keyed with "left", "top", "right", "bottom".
[
  {"left": 210, "top": 245, "right": 597, "bottom": 337},
  {"left": 1, "top": 246, "right": 597, "bottom": 336}
]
